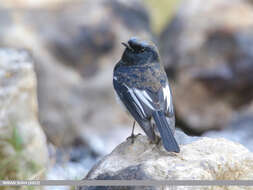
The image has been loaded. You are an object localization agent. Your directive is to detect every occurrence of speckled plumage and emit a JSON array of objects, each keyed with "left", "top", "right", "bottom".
[{"left": 114, "top": 61, "right": 167, "bottom": 92}]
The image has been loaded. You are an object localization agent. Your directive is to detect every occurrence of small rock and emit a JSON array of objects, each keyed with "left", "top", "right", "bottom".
[{"left": 78, "top": 135, "right": 253, "bottom": 190}]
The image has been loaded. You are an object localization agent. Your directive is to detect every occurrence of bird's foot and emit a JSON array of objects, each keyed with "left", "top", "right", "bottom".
[
  {"left": 155, "top": 136, "right": 161, "bottom": 145},
  {"left": 148, "top": 136, "right": 161, "bottom": 145},
  {"left": 127, "top": 133, "right": 141, "bottom": 144}
]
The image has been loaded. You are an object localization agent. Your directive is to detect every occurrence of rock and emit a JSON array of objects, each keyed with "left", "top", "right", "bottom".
[
  {"left": 0, "top": 0, "right": 153, "bottom": 150},
  {"left": 160, "top": 0, "right": 253, "bottom": 132},
  {"left": 0, "top": 48, "right": 48, "bottom": 181},
  {"left": 78, "top": 135, "right": 253, "bottom": 190},
  {"left": 205, "top": 103, "right": 253, "bottom": 152}
]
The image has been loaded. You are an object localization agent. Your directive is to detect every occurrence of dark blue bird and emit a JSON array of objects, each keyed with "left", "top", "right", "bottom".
[{"left": 113, "top": 37, "right": 180, "bottom": 153}]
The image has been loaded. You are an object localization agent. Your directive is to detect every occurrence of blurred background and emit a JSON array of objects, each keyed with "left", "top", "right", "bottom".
[{"left": 1, "top": 0, "right": 253, "bottom": 189}]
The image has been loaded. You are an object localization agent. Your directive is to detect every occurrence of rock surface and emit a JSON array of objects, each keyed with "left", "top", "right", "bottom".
[
  {"left": 78, "top": 135, "right": 253, "bottom": 190},
  {"left": 160, "top": 0, "right": 253, "bottom": 132},
  {"left": 0, "top": 49, "right": 48, "bottom": 180},
  {"left": 0, "top": 0, "right": 153, "bottom": 151}
]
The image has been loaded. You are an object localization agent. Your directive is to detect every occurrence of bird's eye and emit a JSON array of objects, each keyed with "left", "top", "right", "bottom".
[{"left": 128, "top": 40, "right": 145, "bottom": 52}]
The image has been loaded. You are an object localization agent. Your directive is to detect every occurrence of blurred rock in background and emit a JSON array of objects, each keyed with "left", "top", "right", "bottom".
[
  {"left": 205, "top": 102, "right": 253, "bottom": 152},
  {"left": 0, "top": 49, "right": 48, "bottom": 183},
  {"left": 160, "top": 0, "right": 253, "bottom": 133},
  {"left": 0, "top": 0, "right": 153, "bottom": 155}
]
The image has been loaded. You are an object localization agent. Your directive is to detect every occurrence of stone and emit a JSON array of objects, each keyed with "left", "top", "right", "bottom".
[
  {"left": 160, "top": 0, "right": 253, "bottom": 132},
  {"left": 78, "top": 135, "right": 253, "bottom": 190},
  {"left": 0, "top": 0, "right": 153, "bottom": 151},
  {"left": 0, "top": 48, "right": 48, "bottom": 181}
]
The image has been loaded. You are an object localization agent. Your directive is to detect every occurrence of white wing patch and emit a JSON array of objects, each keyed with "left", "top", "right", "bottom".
[
  {"left": 162, "top": 84, "right": 172, "bottom": 111},
  {"left": 121, "top": 84, "right": 159, "bottom": 118},
  {"left": 117, "top": 83, "right": 173, "bottom": 118},
  {"left": 134, "top": 88, "right": 154, "bottom": 110},
  {"left": 123, "top": 84, "right": 147, "bottom": 117}
]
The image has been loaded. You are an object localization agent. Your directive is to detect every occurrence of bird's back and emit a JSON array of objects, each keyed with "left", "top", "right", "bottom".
[{"left": 114, "top": 61, "right": 167, "bottom": 92}]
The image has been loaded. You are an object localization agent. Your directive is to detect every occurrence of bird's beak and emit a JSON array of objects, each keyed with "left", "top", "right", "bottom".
[
  {"left": 121, "top": 42, "right": 133, "bottom": 51},
  {"left": 121, "top": 42, "right": 129, "bottom": 48}
]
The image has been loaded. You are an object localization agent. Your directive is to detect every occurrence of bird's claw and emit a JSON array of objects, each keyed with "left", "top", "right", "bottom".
[
  {"left": 155, "top": 136, "right": 161, "bottom": 145},
  {"left": 127, "top": 133, "right": 141, "bottom": 144},
  {"left": 148, "top": 136, "right": 161, "bottom": 145}
]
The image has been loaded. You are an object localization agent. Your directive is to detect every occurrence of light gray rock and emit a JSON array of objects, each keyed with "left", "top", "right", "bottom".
[
  {"left": 78, "top": 135, "right": 253, "bottom": 190},
  {"left": 0, "top": 48, "right": 48, "bottom": 181},
  {"left": 160, "top": 0, "right": 253, "bottom": 133}
]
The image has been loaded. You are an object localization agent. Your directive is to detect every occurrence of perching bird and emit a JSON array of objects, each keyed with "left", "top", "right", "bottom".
[{"left": 113, "top": 37, "right": 180, "bottom": 153}]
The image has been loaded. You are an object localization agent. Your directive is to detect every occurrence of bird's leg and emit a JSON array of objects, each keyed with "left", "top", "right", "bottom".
[
  {"left": 130, "top": 121, "right": 136, "bottom": 143},
  {"left": 132, "top": 121, "right": 136, "bottom": 134},
  {"left": 155, "top": 136, "right": 161, "bottom": 145},
  {"left": 152, "top": 123, "right": 161, "bottom": 145},
  {"left": 127, "top": 121, "right": 139, "bottom": 144}
]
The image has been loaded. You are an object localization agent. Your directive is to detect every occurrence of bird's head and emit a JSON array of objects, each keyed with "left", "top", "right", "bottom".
[{"left": 121, "top": 37, "right": 160, "bottom": 65}]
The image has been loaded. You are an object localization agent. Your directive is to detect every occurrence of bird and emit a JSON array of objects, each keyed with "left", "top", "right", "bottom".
[{"left": 113, "top": 37, "right": 180, "bottom": 153}]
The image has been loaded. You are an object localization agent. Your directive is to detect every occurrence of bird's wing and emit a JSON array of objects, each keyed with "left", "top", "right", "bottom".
[
  {"left": 151, "top": 82, "right": 178, "bottom": 152},
  {"left": 132, "top": 81, "right": 174, "bottom": 116},
  {"left": 113, "top": 78, "right": 177, "bottom": 148},
  {"left": 114, "top": 77, "right": 174, "bottom": 116},
  {"left": 139, "top": 82, "right": 175, "bottom": 134},
  {"left": 113, "top": 79, "right": 156, "bottom": 141}
]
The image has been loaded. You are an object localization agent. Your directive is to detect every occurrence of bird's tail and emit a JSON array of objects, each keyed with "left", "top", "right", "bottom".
[{"left": 152, "top": 111, "right": 180, "bottom": 153}]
